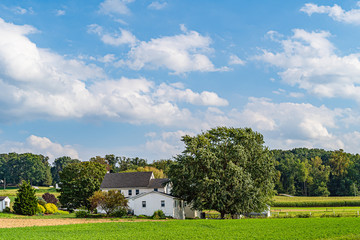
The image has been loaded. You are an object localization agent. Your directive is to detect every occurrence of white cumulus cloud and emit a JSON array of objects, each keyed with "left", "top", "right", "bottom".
[
  {"left": 117, "top": 25, "right": 228, "bottom": 74},
  {"left": 88, "top": 24, "right": 137, "bottom": 46},
  {"left": 256, "top": 29, "right": 360, "bottom": 103},
  {"left": 0, "top": 135, "right": 79, "bottom": 163},
  {"left": 0, "top": 18, "right": 227, "bottom": 128},
  {"left": 301, "top": 2, "right": 360, "bottom": 24}
]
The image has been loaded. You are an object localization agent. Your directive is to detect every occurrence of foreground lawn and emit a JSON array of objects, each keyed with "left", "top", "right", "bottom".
[{"left": 1, "top": 218, "right": 360, "bottom": 239}]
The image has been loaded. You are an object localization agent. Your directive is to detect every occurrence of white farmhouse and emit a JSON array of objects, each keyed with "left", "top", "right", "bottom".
[
  {"left": 0, "top": 196, "right": 10, "bottom": 212},
  {"left": 100, "top": 172, "right": 186, "bottom": 219}
]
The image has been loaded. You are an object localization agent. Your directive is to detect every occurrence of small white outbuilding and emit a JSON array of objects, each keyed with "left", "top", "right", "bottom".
[
  {"left": 0, "top": 196, "right": 10, "bottom": 212},
  {"left": 128, "top": 191, "right": 185, "bottom": 219}
]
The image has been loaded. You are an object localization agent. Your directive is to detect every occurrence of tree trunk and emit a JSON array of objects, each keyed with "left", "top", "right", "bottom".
[{"left": 220, "top": 211, "right": 225, "bottom": 219}]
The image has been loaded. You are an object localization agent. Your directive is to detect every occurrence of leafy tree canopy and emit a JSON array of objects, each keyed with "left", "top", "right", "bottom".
[
  {"left": 89, "top": 190, "right": 128, "bottom": 215},
  {"left": 58, "top": 161, "right": 107, "bottom": 210},
  {"left": 168, "top": 127, "right": 275, "bottom": 218}
]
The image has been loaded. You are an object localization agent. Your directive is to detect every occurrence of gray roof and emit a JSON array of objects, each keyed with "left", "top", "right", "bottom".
[
  {"left": 0, "top": 196, "right": 9, "bottom": 201},
  {"left": 148, "top": 178, "right": 169, "bottom": 188},
  {"left": 100, "top": 172, "right": 169, "bottom": 189}
]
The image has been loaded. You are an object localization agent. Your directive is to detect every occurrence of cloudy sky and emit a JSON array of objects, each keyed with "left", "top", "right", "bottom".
[{"left": 1, "top": 0, "right": 360, "bottom": 163}]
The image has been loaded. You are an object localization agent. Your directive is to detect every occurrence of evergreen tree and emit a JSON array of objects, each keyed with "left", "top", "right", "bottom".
[{"left": 13, "top": 181, "right": 38, "bottom": 215}]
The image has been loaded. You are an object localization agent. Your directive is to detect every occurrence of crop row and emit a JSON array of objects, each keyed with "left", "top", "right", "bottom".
[{"left": 272, "top": 200, "right": 360, "bottom": 207}]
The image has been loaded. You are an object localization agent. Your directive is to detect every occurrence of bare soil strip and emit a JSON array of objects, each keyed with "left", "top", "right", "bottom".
[{"left": 0, "top": 218, "right": 143, "bottom": 228}]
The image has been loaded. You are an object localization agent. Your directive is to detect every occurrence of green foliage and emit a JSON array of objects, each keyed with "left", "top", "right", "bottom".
[
  {"left": 110, "top": 208, "right": 127, "bottom": 217},
  {"left": 13, "top": 181, "right": 38, "bottom": 215},
  {"left": 44, "top": 203, "right": 58, "bottom": 214},
  {"left": 2, "top": 207, "right": 11, "bottom": 213},
  {"left": 152, "top": 210, "right": 166, "bottom": 219},
  {"left": 75, "top": 210, "right": 90, "bottom": 218},
  {"left": 272, "top": 148, "right": 360, "bottom": 196},
  {"left": 0, "top": 153, "right": 52, "bottom": 186},
  {"left": 58, "top": 161, "right": 107, "bottom": 210},
  {"left": 51, "top": 156, "right": 80, "bottom": 184},
  {"left": 121, "top": 166, "right": 166, "bottom": 178},
  {"left": 37, "top": 197, "right": 46, "bottom": 206},
  {"left": 89, "top": 190, "right": 128, "bottom": 216},
  {"left": 169, "top": 127, "right": 275, "bottom": 218},
  {"left": 56, "top": 210, "right": 70, "bottom": 215}
]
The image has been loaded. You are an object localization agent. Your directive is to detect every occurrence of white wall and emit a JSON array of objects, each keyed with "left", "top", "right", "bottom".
[
  {"left": 102, "top": 187, "right": 165, "bottom": 197},
  {"left": 0, "top": 198, "right": 10, "bottom": 212},
  {"left": 128, "top": 193, "right": 184, "bottom": 219}
]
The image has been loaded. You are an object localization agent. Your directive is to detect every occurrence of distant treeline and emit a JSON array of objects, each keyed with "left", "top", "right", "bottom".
[
  {"left": 2, "top": 148, "right": 360, "bottom": 197},
  {"left": 0, "top": 153, "right": 173, "bottom": 186},
  {"left": 272, "top": 148, "right": 360, "bottom": 196}
]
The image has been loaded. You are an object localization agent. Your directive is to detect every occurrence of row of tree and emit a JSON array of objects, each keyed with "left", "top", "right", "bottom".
[
  {"left": 0, "top": 152, "right": 172, "bottom": 187},
  {"left": 2, "top": 144, "right": 360, "bottom": 198},
  {"left": 272, "top": 148, "right": 360, "bottom": 196}
]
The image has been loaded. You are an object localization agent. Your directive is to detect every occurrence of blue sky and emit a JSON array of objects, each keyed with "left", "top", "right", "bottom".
[{"left": 1, "top": 0, "right": 360, "bottom": 163}]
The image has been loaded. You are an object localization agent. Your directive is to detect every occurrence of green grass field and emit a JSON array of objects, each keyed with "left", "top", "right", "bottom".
[
  {"left": 0, "top": 186, "right": 58, "bottom": 197},
  {"left": 273, "top": 196, "right": 360, "bottom": 202},
  {"left": 1, "top": 218, "right": 360, "bottom": 240}
]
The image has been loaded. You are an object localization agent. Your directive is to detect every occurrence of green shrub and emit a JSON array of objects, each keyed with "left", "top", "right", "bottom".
[
  {"left": 296, "top": 213, "right": 311, "bottom": 218},
  {"left": 44, "top": 203, "right": 58, "bottom": 214},
  {"left": 75, "top": 210, "right": 90, "bottom": 218},
  {"left": 3, "top": 207, "right": 11, "bottom": 213},
  {"left": 137, "top": 215, "right": 149, "bottom": 219},
  {"left": 57, "top": 210, "right": 70, "bottom": 215},
  {"left": 152, "top": 210, "right": 166, "bottom": 219},
  {"left": 110, "top": 208, "right": 127, "bottom": 218},
  {"left": 37, "top": 197, "right": 46, "bottom": 207}
]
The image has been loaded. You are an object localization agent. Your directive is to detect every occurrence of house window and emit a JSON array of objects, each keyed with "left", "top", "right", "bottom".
[
  {"left": 154, "top": 188, "right": 158, "bottom": 191},
  {"left": 142, "top": 201, "right": 146, "bottom": 208},
  {"left": 161, "top": 200, "right": 165, "bottom": 207},
  {"left": 128, "top": 189, "right": 132, "bottom": 196},
  {"left": 136, "top": 189, "right": 139, "bottom": 195},
  {"left": 174, "top": 201, "right": 177, "bottom": 208},
  {"left": 5, "top": 201, "right": 9, "bottom": 207}
]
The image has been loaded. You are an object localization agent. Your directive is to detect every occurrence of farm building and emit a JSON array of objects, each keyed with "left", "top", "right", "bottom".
[
  {"left": 0, "top": 196, "right": 10, "bottom": 212},
  {"left": 100, "top": 172, "right": 199, "bottom": 219}
]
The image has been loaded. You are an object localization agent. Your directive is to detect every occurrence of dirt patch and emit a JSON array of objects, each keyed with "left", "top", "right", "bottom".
[{"left": 0, "top": 218, "right": 142, "bottom": 228}]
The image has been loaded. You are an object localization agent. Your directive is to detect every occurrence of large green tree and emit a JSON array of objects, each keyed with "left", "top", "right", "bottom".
[
  {"left": 51, "top": 156, "right": 80, "bottom": 184},
  {"left": 168, "top": 127, "right": 275, "bottom": 219},
  {"left": 58, "top": 161, "right": 107, "bottom": 210},
  {"left": 13, "top": 181, "right": 38, "bottom": 215}
]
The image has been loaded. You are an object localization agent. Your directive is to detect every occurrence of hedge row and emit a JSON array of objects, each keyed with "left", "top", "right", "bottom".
[{"left": 272, "top": 200, "right": 360, "bottom": 207}]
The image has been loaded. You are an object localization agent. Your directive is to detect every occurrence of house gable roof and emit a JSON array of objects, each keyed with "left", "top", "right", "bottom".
[
  {"left": 0, "top": 196, "right": 9, "bottom": 201},
  {"left": 128, "top": 190, "right": 177, "bottom": 200},
  {"left": 101, "top": 172, "right": 153, "bottom": 188},
  {"left": 100, "top": 172, "right": 169, "bottom": 189},
  {"left": 148, "top": 178, "right": 169, "bottom": 188}
]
